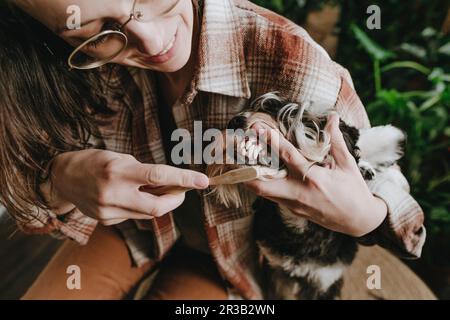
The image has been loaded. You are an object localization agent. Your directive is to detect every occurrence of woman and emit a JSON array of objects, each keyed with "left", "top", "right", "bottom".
[{"left": 1, "top": 0, "right": 430, "bottom": 299}]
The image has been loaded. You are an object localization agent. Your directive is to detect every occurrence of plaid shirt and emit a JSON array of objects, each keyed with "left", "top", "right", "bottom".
[{"left": 21, "top": 0, "right": 426, "bottom": 299}]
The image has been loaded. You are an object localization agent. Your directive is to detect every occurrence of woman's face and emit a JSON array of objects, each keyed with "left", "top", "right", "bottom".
[{"left": 16, "top": 0, "right": 194, "bottom": 72}]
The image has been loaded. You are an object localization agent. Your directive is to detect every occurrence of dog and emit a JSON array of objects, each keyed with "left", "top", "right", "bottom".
[{"left": 206, "top": 93, "right": 407, "bottom": 299}]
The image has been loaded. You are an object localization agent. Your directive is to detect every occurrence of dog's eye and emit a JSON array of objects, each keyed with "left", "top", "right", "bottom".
[{"left": 227, "top": 115, "right": 248, "bottom": 129}]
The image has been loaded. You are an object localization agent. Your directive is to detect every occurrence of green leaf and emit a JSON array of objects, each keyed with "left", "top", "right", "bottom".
[
  {"left": 350, "top": 24, "right": 395, "bottom": 62},
  {"left": 296, "top": 0, "right": 307, "bottom": 8},
  {"left": 428, "top": 68, "right": 450, "bottom": 83},
  {"left": 438, "top": 42, "right": 450, "bottom": 56},
  {"left": 381, "top": 61, "right": 431, "bottom": 75},
  {"left": 399, "top": 43, "right": 427, "bottom": 59},
  {"left": 419, "top": 94, "right": 441, "bottom": 112},
  {"left": 430, "top": 207, "right": 450, "bottom": 223},
  {"left": 406, "top": 101, "right": 418, "bottom": 113},
  {"left": 428, "top": 174, "right": 450, "bottom": 192},
  {"left": 271, "top": 0, "right": 284, "bottom": 11},
  {"left": 444, "top": 127, "right": 450, "bottom": 137},
  {"left": 376, "top": 89, "right": 408, "bottom": 110},
  {"left": 402, "top": 90, "right": 434, "bottom": 99},
  {"left": 422, "top": 27, "right": 437, "bottom": 38}
]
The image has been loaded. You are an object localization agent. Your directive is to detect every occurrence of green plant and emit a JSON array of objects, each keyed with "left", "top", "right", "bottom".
[{"left": 351, "top": 25, "right": 450, "bottom": 252}]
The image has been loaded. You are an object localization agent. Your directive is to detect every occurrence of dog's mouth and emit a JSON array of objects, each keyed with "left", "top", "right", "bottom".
[
  {"left": 206, "top": 112, "right": 285, "bottom": 208},
  {"left": 232, "top": 133, "right": 272, "bottom": 166},
  {"left": 226, "top": 112, "right": 280, "bottom": 167}
]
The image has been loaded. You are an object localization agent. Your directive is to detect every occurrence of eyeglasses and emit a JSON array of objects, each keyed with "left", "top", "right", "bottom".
[{"left": 67, "top": 0, "right": 181, "bottom": 70}]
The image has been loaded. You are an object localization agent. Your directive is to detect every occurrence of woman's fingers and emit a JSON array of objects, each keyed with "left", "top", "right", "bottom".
[
  {"left": 91, "top": 206, "right": 154, "bottom": 222},
  {"left": 325, "top": 113, "right": 355, "bottom": 169},
  {"left": 91, "top": 192, "right": 186, "bottom": 224},
  {"left": 129, "top": 163, "right": 209, "bottom": 189},
  {"left": 101, "top": 218, "right": 128, "bottom": 226},
  {"left": 253, "top": 122, "right": 310, "bottom": 176},
  {"left": 118, "top": 190, "right": 185, "bottom": 217},
  {"left": 145, "top": 192, "right": 186, "bottom": 217},
  {"left": 244, "top": 178, "right": 307, "bottom": 201},
  {"left": 117, "top": 189, "right": 185, "bottom": 215}
]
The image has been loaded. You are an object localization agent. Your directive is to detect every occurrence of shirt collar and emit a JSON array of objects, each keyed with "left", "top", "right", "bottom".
[{"left": 194, "top": 0, "right": 251, "bottom": 99}]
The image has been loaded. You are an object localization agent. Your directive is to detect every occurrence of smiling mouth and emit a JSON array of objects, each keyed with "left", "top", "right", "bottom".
[
  {"left": 154, "top": 35, "right": 176, "bottom": 57},
  {"left": 136, "top": 30, "right": 178, "bottom": 65}
]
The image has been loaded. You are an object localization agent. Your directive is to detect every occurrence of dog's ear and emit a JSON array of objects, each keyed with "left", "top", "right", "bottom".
[{"left": 356, "top": 125, "right": 406, "bottom": 166}]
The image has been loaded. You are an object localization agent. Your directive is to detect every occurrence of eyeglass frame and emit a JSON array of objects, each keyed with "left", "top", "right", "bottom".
[{"left": 67, "top": 0, "right": 143, "bottom": 70}]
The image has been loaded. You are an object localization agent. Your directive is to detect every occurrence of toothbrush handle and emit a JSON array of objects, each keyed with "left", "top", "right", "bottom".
[{"left": 141, "top": 185, "right": 193, "bottom": 196}]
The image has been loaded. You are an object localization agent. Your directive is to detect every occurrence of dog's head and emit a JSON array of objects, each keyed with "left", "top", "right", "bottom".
[
  {"left": 205, "top": 93, "right": 406, "bottom": 209},
  {"left": 206, "top": 93, "right": 335, "bottom": 208}
]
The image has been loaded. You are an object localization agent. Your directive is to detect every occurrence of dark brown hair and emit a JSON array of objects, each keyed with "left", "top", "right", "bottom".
[{"left": 0, "top": 3, "right": 114, "bottom": 222}]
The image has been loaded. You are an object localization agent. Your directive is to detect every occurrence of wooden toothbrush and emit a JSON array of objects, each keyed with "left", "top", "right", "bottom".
[{"left": 144, "top": 167, "right": 261, "bottom": 196}]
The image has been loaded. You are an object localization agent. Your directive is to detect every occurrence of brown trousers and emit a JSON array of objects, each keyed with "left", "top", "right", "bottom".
[{"left": 23, "top": 225, "right": 435, "bottom": 300}]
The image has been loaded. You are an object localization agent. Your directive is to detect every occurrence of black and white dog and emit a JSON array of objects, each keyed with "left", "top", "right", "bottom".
[{"left": 206, "top": 93, "right": 407, "bottom": 300}]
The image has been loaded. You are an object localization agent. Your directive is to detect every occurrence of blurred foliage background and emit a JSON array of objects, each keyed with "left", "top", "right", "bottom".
[{"left": 252, "top": 0, "right": 450, "bottom": 298}]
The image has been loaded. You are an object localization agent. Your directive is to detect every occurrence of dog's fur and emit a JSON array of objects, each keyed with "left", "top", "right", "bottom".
[{"left": 206, "top": 93, "right": 406, "bottom": 299}]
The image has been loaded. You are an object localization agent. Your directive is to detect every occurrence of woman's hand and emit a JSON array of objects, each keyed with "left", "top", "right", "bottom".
[
  {"left": 43, "top": 149, "right": 209, "bottom": 226},
  {"left": 244, "top": 114, "right": 387, "bottom": 237}
]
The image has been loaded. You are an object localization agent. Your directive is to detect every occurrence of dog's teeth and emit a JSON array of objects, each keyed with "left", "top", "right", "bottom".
[
  {"left": 247, "top": 146, "right": 255, "bottom": 160},
  {"left": 237, "top": 136, "right": 266, "bottom": 164},
  {"left": 259, "top": 158, "right": 268, "bottom": 166},
  {"left": 254, "top": 144, "right": 262, "bottom": 155},
  {"left": 245, "top": 140, "right": 254, "bottom": 149},
  {"left": 252, "top": 147, "right": 260, "bottom": 160},
  {"left": 238, "top": 141, "right": 246, "bottom": 156}
]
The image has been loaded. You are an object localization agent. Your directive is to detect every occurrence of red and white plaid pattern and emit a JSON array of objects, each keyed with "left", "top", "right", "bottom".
[{"left": 20, "top": 0, "right": 425, "bottom": 299}]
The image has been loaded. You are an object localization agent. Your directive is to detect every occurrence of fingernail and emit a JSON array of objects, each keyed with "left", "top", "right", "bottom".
[
  {"left": 252, "top": 122, "right": 264, "bottom": 130},
  {"left": 194, "top": 175, "right": 209, "bottom": 188}
]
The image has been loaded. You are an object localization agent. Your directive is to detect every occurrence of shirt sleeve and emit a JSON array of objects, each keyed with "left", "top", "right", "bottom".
[
  {"left": 16, "top": 206, "right": 97, "bottom": 245},
  {"left": 14, "top": 135, "right": 104, "bottom": 245},
  {"left": 333, "top": 63, "right": 426, "bottom": 259}
]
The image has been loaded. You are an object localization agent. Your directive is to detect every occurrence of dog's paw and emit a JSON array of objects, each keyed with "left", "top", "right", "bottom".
[{"left": 358, "top": 160, "right": 376, "bottom": 180}]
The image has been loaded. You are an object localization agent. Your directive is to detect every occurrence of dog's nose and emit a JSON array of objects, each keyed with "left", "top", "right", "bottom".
[{"left": 227, "top": 115, "right": 248, "bottom": 129}]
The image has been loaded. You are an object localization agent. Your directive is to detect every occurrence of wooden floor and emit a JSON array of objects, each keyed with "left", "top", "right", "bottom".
[{"left": 0, "top": 213, "right": 61, "bottom": 299}]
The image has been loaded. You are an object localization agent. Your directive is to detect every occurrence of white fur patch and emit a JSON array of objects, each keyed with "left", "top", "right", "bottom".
[
  {"left": 259, "top": 244, "right": 346, "bottom": 293},
  {"left": 357, "top": 125, "right": 405, "bottom": 166}
]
